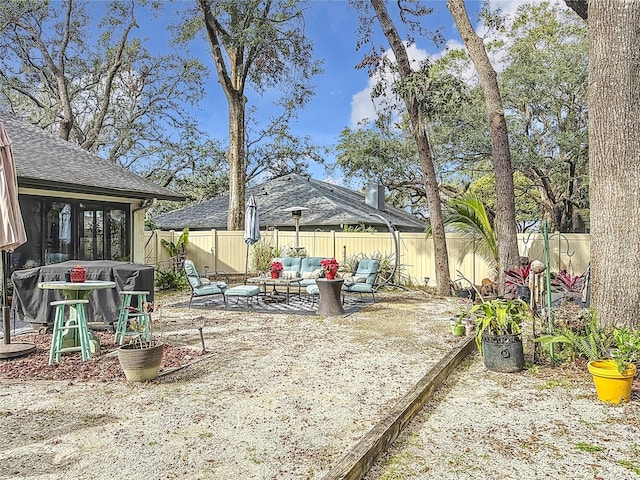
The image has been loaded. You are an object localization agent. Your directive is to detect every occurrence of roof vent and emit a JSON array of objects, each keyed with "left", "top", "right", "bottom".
[{"left": 365, "top": 184, "right": 385, "bottom": 210}]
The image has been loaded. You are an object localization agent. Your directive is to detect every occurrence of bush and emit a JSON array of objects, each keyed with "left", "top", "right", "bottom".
[
  {"left": 251, "top": 239, "right": 283, "bottom": 273},
  {"left": 155, "top": 267, "right": 186, "bottom": 290}
]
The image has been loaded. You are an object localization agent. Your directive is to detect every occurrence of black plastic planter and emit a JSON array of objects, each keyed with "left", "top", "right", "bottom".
[{"left": 481, "top": 334, "right": 525, "bottom": 373}]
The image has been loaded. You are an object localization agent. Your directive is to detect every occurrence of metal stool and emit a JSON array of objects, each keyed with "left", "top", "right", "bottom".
[
  {"left": 49, "top": 299, "right": 92, "bottom": 364},
  {"left": 114, "top": 291, "right": 151, "bottom": 345}
]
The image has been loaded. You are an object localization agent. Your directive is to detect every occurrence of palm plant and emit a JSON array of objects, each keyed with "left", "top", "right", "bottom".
[{"left": 427, "top": 195, "right": 498, "bottom": 273}]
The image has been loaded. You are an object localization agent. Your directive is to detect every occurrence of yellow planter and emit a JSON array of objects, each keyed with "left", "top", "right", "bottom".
[{"left": 587, "top": 359, "right": 637, "bottom": 404}]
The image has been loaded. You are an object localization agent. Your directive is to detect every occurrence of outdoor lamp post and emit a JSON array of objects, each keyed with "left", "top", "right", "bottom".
[{"left": 283, "top": 206, "right": 309, "bottom": 249}]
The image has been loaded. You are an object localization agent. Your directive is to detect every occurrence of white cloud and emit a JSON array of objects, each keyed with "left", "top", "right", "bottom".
[
  {"left": 349, "top": 1, "right": 571, "bottom": 128},
  {"left": 350, "top": 43, "right": 429, "bottom": 128}
]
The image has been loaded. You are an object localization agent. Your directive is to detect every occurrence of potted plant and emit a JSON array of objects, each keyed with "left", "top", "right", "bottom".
[
  {"left": 504, "top": 264, "right": 531, "bottom": 302},
  {"left": 269, "top": 261, "right": 284, "bottom": 279},
  {"left": 536, "top": 308, "right": 639, "bottom": 404},
  {"left": 464, "top": 298, "right": 531, "bottom": 372},
  {"left": 587, "top": 327, "right": 640, "bottom": 404},
  {"left": 320, "top": 258, "right": 339, "bottom": 280},
  {"left": 551, "top": 270, "right": 586, "bottom": 302},
  {"left": 451, "top": 318, "right": 465, "bottom": 337},
  {"left": 116, "top": 301, "right": 164, "bottom": 382}
]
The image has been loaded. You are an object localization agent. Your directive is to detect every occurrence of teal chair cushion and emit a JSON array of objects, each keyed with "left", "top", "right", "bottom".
[
  {"left": 184, "top": 260, "right": 227, "bottom": 297},
  {"left": 273, "top": 257, "right": 302, "bottom": 277},
  {"left": 343, "top": 259, "right": 379, "bottom": 293}
]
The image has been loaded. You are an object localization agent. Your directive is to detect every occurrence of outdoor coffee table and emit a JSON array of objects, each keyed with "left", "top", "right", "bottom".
[{"left": 246, "top": 276, "right": 302, "bottom": 304}]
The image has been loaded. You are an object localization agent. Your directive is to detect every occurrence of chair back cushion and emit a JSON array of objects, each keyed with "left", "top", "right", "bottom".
[
  {"left": 301, "top": 257, "right": 325, "bottom": 274},
  {"left": 273, "top": 257, "right": 302, "bottom": 276},
  {"left": 183, "top": 260, "right": 201, "bottom": 289},
  {"left": 355, "top": 259, "right": 380, "bottom": 285}
]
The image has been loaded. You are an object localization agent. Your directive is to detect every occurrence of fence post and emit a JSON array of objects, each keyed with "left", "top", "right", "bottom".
[
  {"left": 154, "top": 229, "right": 161, "bottom": 266},
  {"left": 210, "top": 229, "right": 217, "bottom": 273},
  {"left": 330, "top": 230, "right": 336, "bottom": 259}
]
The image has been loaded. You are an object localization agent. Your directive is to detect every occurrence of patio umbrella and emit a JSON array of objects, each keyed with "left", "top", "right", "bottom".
[
  {"left": 0, "top": 122, "right": 33, "bottom": 358},
  {"left": 243, "top": 195, "right": 261, "bottom": 282}
]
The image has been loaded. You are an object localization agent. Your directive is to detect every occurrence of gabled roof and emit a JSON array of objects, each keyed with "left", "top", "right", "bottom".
[
  {"left": 153, "top": 174, "right": 425, "bottom": 232},
  {"left": 1, "top": 111, "right": 183, "bottom": 201}
]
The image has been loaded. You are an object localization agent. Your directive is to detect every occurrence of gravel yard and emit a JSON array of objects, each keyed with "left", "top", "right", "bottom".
[{"left": 0, "top": 290, "right": 638, "bottom": 480}]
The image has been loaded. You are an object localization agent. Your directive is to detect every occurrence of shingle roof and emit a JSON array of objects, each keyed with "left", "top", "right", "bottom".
[
  {"left": 1, "top": 111, "right": 183, "bottom": 201},
  {"left": 153, "top": 174, "right": 425, "bottom": 232}
]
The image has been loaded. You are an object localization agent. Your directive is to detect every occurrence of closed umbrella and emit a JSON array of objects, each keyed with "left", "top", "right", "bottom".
[
  {"left": 0, "top": 122, "right": 33, "bottom": 357},
  {"left": 243, "top": 195, "right": 261, "bottom": 282}
]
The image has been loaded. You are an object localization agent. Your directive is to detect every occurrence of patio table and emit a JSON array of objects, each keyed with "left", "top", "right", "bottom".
[
  {"left": 246, "top": 276, "right": 302, "bottom": 304},
  {"left": 38, "top": 280, "right": 116, "bottom": 348},
  {"left": 11, "top": 260, "right": 154, "bottom": 329}
]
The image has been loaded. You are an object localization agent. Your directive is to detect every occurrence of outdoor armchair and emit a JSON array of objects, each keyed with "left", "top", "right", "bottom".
[
  {"left": 342, "top": 259, "right": 380, "bottom": 303},
  {"left": 183, "top": 260, "right": 228, "bottom": 307}
]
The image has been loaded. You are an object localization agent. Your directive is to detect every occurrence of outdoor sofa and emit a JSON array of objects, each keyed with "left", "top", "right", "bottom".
[{"left": 272, "top": 256, "right": 327, "bottom": 287}]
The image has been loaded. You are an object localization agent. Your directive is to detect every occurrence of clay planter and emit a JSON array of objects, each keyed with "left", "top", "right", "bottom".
[{"left": 117, "top": 342, "right": 164, "bottom": 382}]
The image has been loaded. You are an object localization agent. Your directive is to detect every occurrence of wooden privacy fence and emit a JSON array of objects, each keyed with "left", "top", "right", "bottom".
[{"left": 144, "top": 229, "right": 590, "bottom": 288}]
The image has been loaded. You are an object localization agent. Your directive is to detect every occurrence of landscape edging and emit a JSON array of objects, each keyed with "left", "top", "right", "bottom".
[{"left": 322, "top": 334, "right": 477, "bottom": 480}]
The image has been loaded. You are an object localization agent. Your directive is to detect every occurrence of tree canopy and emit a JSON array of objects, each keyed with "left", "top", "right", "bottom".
[{"left": 0, "top": 0, "right": 212, "bottom": 190}]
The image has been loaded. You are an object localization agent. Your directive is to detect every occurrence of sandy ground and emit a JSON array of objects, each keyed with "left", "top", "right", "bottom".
[
  {"left": 0, "top": 290, "right": 638, "bottom": 480},
  {"left": 364, "top": 358, "right": 640, "bottom": 480}
]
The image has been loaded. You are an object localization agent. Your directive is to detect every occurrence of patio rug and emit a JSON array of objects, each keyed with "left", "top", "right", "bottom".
[{"left": 172, "top": 292, "right": 374, "bottom": 315}]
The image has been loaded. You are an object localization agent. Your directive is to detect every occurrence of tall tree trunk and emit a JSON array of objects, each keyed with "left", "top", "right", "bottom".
[
  {"left": 588, "top": 1, "right": 640, "bottom": 328},
  {"left": 370, "top": 0, "right": 451, "bottom": 296},
  {"left": 448, "top": 0, "right": 520, "bottom": 294},
  {"left": 198, "top": 0, "right": 247, "bottom": 230},
  {"left": 227, "top": 94, "right": 246, "bottom": 230}
]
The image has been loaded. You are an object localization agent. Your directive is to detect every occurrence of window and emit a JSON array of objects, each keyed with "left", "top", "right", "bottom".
[
  {"left": 12, "top": 195, "right": 131, "bottom": 271},
  {"left": 45, "top": 202, "right": 72, "bottom": 264}
]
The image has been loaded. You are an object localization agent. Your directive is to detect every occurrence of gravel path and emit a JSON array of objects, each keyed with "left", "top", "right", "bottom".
[{"left": 0, "top": 290, "right": 638, "bottom": 480}]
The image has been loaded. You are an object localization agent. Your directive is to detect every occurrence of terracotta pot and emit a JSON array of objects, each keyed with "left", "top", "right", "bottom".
[
  {"left": 117, "top": 342, "right": 164, "bottom": 382},
  {"left": 271, "top": 270, "right": 280, "bottom": 279}
]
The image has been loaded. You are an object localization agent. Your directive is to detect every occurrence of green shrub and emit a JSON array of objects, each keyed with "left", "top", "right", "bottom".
[
  {"left": 535, "top": 308, "right": 612, "bottom": 363},
  {"left": 155, "top": 267, "right": 186, "bottom": 290},
  {"left": 251, "top": 239, "right": 283, "bottom": 273}
]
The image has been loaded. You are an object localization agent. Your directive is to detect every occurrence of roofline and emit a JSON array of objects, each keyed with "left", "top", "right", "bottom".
[{"left": 19, "top": 177, "right": 185, "bottom": 201}]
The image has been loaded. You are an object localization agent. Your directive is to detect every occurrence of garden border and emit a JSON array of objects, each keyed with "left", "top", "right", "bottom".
[{"left": 322, "top": 334, "right": 477, "bottom": 480}]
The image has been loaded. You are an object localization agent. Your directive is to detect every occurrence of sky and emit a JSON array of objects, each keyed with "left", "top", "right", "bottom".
[{"left": 130, "top": 0, "right": 528, "bottom": 184}]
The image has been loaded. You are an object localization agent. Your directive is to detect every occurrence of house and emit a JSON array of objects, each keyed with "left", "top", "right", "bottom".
[
  {"left": 152, "top": 173, "right": 425, "bottom": 233},
  {"left": 2, "top": 111, "right": 183, "bottom": 271}
]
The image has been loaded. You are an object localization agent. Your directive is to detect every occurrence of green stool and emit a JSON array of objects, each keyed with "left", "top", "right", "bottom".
[
  {"left": 49, "top": 299, "right": 92, "bottom": 365},
  {"left": 114, "top": 291, "right": 151, "bottom": 345}
]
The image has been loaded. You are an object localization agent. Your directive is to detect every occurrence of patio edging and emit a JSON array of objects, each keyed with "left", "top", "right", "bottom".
[{"left": 322, "top": 334, "right": 477, "bottom": 480}]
